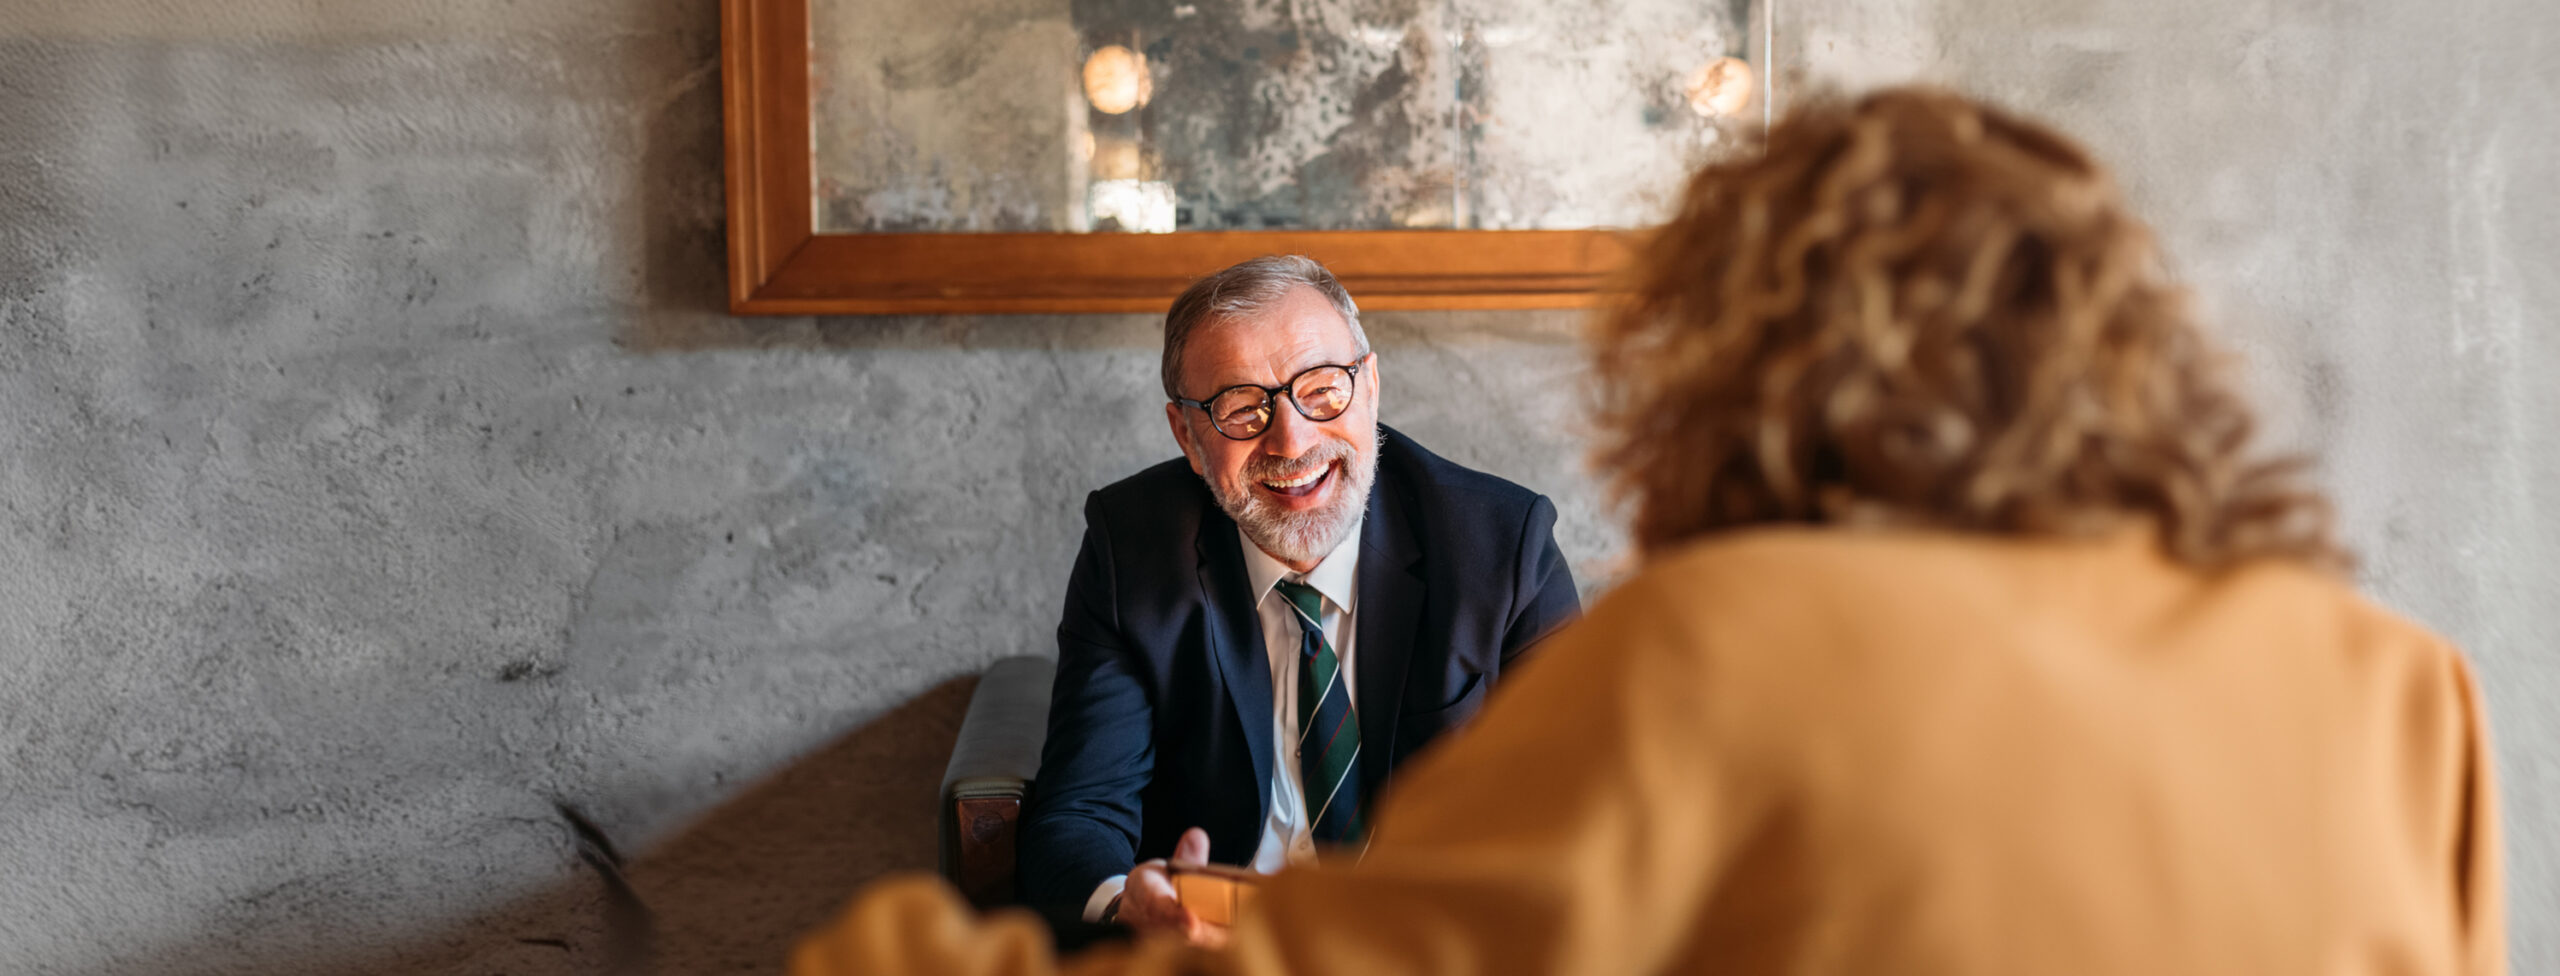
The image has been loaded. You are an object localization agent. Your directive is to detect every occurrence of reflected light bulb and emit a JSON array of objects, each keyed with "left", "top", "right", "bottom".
[
  {"left": 1083, "top": 45, "right": 1153, "bottom": 115},
  {"left": 1685, "top": 56, "right": 1756, "bottom": 118},
  {"left": 1093, "top": 139, "right": 1144, "bottom": 181}
]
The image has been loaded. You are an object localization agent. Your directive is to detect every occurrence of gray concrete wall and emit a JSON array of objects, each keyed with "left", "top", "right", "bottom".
[{"left": 0, "top": 0, "right": 2549, "bottom": 974}]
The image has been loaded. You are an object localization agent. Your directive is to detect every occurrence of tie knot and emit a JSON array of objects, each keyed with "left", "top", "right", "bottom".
[{"left": 1273, "top": 579, "right": 1326, "bottom": 633}]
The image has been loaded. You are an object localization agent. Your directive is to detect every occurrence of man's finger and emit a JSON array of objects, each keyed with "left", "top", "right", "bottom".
[
  {"left": 1132, "top": 869, "right": 1178, "bottom": 899},
  {"left": 1173, "top": 827, "right": 1211, "bottom": 865},
  {"left": 1116, "top": 863, "right": 1187, "bottom": 931}
]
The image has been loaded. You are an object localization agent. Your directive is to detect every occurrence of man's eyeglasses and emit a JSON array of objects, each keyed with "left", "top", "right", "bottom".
[{"left": 1173, "top": 361, "right": 1364, "bottom": 441}]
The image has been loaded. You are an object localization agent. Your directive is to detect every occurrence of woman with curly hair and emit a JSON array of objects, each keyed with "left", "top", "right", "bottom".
[{"left": 793, "top": 87, "right": 2504, "bottom": 976}]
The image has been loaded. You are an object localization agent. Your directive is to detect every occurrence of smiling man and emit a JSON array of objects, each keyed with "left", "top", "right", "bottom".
[{"left": 1018, "top": 255, "right": 1581, "bottom": 943}]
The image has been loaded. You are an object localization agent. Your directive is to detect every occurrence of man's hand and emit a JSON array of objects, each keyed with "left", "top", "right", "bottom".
[{"left": 1115, "top": 828, "right": 1231, "bottom": 947}]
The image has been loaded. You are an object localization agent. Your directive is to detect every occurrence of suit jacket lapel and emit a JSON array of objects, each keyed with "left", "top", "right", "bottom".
[
  {"left": 1196, "top": 518, "right": 1275, "bottom": 821},
  {"left": 1354, "top": 467, "right": 1424, "bottom": 802}
]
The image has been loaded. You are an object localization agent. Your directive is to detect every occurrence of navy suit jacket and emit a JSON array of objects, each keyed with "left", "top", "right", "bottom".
[{"left": 1018, "top": 427, "right": 1581, "bottom": 921}]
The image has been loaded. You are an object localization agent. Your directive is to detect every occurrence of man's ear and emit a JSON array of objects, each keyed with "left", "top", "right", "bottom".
[
  {"left": 1165, "top": 402, "right": 1207, "bottom": 476},
  {"left": 1363, "top": 351, "right": 1383, "bottom": 406}
]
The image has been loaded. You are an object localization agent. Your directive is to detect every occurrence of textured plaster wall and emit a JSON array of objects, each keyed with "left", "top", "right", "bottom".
[
  {"left": 0, "top": 1, "right": 2551, "bottom": 976},
  {"left": 1787, "top": 0, "right": 2560, "bottom": 965}
]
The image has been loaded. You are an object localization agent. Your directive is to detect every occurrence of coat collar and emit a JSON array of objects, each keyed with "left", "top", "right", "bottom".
[
  {"left": 1350, "top": 454, "right": 1424, "bottom": 801},
  {"left": 1196, "top": 512, "right": 1276, "bottom": 820}
]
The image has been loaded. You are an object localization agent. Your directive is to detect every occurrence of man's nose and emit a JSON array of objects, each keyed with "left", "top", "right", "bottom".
[{"left": 1259, "top": 397, "right": 1324, "bottom": 460}]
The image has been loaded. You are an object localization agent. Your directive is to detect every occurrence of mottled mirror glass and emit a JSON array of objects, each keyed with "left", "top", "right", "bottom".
[{"left": 810, "top": 0, "right": 1767, "bottom": 233}]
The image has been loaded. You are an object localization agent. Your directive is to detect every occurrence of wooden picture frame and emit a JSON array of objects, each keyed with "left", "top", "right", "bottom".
[{"left": 721, "top": 0, "right": 1637, "bottom": 315}]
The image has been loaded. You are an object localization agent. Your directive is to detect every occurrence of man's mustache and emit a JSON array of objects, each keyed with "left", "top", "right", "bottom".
[{"left": 1243, "top": 442, "right": 1353, "bottom": 482}]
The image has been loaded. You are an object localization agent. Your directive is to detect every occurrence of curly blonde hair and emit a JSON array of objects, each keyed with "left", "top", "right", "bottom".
[{"left": 1591, "top": 87, "right": 2346, "bottom": 571}]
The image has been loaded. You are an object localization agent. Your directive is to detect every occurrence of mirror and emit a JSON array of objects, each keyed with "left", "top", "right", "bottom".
[
  {"left": 809, "top": 0, "right": 1764, "bottom": 234},
  {"left": 725, "top": 0, "right": 1772, "bottom": 313}
]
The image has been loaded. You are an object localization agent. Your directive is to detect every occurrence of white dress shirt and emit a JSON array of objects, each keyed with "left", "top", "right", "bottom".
[{"left": 1082, "top": 520, "right": 1364, "bottom": 921}]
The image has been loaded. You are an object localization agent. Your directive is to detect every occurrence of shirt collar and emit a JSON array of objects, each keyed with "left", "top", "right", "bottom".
[{"left": 1238, "top": 519, "right": 1363, "bottom": 616}]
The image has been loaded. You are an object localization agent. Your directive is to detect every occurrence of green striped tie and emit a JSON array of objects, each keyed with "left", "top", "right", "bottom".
[{"left": 1275, "top": 579, "right": 1363, "bottom": 844}]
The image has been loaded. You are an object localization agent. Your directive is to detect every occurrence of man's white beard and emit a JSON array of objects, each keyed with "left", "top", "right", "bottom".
[{"left": 1210, "top": 431, "right": 1379, "bottom": 566}]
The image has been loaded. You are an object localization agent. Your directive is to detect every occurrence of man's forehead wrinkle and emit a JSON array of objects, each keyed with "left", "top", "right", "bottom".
[{"left": 1192, "top": 319, "right": 1352, "bottom": 392}]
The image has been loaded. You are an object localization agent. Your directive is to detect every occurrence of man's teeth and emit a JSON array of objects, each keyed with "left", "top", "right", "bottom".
[{"left": 1262, "top": 466, "right": 1327, "bottom": 489}]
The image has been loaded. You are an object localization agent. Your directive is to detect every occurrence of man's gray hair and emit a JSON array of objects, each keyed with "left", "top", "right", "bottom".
[{"left": 1161, "top": 255, "right": 1368, "bottom": 400}]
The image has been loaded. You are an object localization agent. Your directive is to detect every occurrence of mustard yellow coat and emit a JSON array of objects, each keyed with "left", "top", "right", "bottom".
[{"left": 795, "top": 528, "right": 2504, "bottom": 976}]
